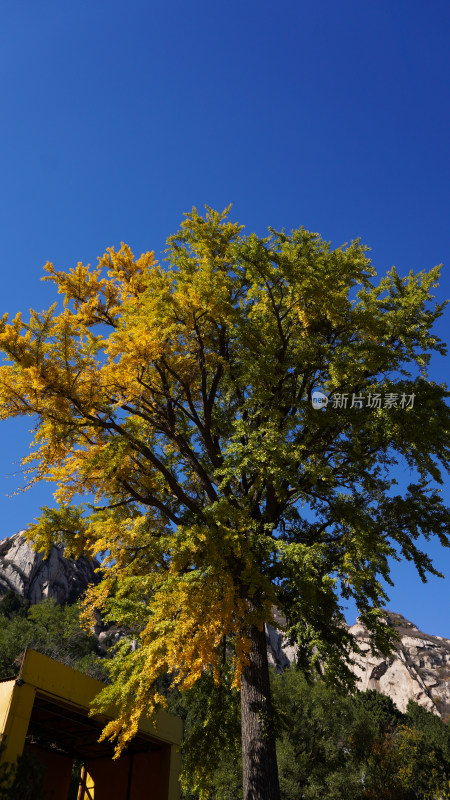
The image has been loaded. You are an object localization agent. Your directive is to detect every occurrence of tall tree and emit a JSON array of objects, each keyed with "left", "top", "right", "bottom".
[{"left": 0, "top": 207, "right": 449, "bottom": 800}]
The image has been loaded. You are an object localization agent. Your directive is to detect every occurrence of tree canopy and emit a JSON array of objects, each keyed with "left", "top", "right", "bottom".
[{"left": 0, "top": 207, "right": 449, "bottom": 800}]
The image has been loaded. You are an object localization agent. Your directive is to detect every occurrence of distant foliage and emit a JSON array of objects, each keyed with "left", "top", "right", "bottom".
[
  {"left": 0, "top": 593, "right": 107, "bottom": 681},
  {"left": 166, "top": 657, "right": 242, "bottom": 799},
  {"left": 171, "top": 665, "right": 450, "bottom": 800},
  {"left": 273, "top": 670, "right": 450, "bottom": 800}
]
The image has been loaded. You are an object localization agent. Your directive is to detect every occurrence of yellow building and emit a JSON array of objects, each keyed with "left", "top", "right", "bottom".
[{"left": 0, "top": 649, "right": 182, "bottom": 800}]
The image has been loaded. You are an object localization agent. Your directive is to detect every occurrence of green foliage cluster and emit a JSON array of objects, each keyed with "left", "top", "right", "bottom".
[
  {"left": 0, "top": 592, "right": 107, "bottom": 682},
  {"left": 274, "top": 670, "right": 450, "bottom": 800},
  {"left": 170, "top": 666, "right": 450, "bottom": 800},
  {"left": 166, "top": 659, "right": 242, "bottom": 800}
]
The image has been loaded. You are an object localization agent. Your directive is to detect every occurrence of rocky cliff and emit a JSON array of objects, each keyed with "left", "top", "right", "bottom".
[
  {"left": 0, "top": 531, "right": 99, "bottom": 605},
  {"left": 348, "top": 613, "right": 450, "bottom": 720},
  {"left": 267, "top": 611, "right": 450, "bottom": 721}
]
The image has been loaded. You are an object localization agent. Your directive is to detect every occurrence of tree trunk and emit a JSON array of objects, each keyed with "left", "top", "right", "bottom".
[{"left": 240, "top": 623, "right": 281, "bottom": 800}]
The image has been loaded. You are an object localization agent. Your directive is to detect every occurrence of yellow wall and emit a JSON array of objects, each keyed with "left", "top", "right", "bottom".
[
  {"left": 0, "top": 682, "right": 15, "bottom": 737},
  {"left": 0, "top": 680, "right": 35, "bottom": 762}
]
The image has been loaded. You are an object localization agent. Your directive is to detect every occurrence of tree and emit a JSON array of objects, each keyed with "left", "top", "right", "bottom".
[
  {"left": 405, "top": 699, "right": 450, "bottom": 764},
  {"left": 0, "top": 206, "right": 449, "bottom": 800},
  {"left": 273, "top": 667, "right": 366, "bottom": 799}
]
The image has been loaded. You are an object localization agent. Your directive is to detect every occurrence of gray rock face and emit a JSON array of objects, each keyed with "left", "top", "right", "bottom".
[
  {"left": 0, "top": 531, "right": 99, "bottom": 605},
  {"left": 266, "top": 611, "right": 450, "bottom": 721},
  {"left": 349, "top": 613, "right": 450, "bottom": 720}
]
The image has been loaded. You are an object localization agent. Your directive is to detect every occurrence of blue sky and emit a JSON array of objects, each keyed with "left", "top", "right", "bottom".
[{"left": 1, "top": 0, "right": 449, "bottom": 634}]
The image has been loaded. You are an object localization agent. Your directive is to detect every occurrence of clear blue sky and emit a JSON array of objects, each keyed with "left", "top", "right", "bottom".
[{"left": 1, "top": 0, "right": 449, "bottom": 634}]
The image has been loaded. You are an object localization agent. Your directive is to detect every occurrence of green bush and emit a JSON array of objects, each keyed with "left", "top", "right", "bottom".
[{"left": 0, "top": 595, "right": 107, "bottom": 681}]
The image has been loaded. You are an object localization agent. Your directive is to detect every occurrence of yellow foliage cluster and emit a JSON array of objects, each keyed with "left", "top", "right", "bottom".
[{"left": 0, "top": 210, "right": 277, "bottom": 748}]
